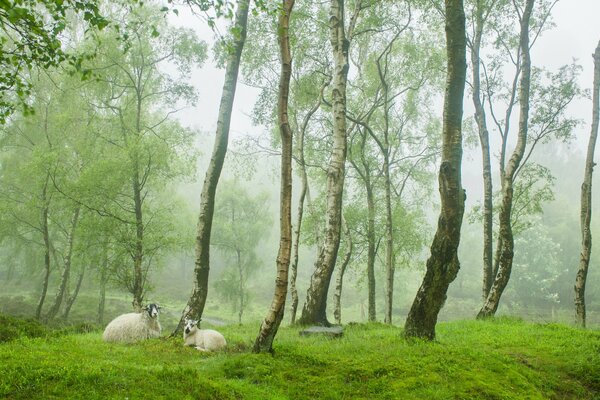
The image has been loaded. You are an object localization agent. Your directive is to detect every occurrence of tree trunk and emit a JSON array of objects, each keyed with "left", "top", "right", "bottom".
[
  {"left": 131, "top": 156, "right": 144, "bottom": 311},
  {"left": 62, "top": 264, "right": 86, "bottom": 321},
  {"left": 298, "top": 0, "right": 355, "bottom": 327},
  {"left": 237, "top": 249, "right": 244, "bottom": 324},
  {"left": 403, "top": 0, "right": 466, "bottom": 340},
  {"left": 35, "top": 174, "right": 52, "bottom": 320},
  {"left": 469, "top": 0, "right": 494, "bottom": 300},
  {"left": 289, "top": 80, "right": 327, "bottom": 324},
  {"left": 477, "top": 0, "right": 534, "bottom": 319},
  {"left": 383, "top": 155, "right": 394, "bottom": 324},
  {"left": 333, "top": 215, "right": 352, "bottom": 325},
  {"left": 46, "top": 206, "right": 80, "bottom": 321},
  {"left": 253, "top": 0, "right": 294, "bottom": 353},
  {"left": 348, "top": 126, "right": 377, "bottom": 322},
  {"left": 575, "top": 40, "right": 600, "bottom": 328},
  {"left": 175, "top": 0, "right": 250, "bottom": 335},
  {"left": 366, "top": 181, "right": 377, "bottom": 322},
  {"left": 97, "top": 254, "right": 109, "bottom": 325}
]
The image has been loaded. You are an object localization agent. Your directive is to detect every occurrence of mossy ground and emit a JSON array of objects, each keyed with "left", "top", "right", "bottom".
[{"left": 1, "top": 316, "right": 598, "bottom": 399}]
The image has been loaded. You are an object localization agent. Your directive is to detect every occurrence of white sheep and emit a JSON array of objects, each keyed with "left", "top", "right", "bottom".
[
  {"left": 103, "top": 303, "right": 162, "bottom": 343},
  {"left": 183, "top": 318, "right": 227, "bottom": 352}
]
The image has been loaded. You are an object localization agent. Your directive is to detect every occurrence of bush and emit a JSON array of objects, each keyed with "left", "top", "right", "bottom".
[{"left": 0, "top": 314, "right": 50, "bottom": 342}]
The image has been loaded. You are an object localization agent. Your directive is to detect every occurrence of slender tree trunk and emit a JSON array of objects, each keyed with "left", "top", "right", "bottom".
[
  {"left": 383, "top": 156, "right": 394, "bottom": 324},
  {"left": 35, "top": 174, "right": 52, "bottom": 320},
  {"left": 253, "top": 0, "right": 294, "bottom": 353},
  {"left": 366, "top": 182, "right": 377, "bottom": 322},
  {"left": 46, "top": 206, "right": 80, "bottom": 321},
  {"left": 175, "top": 0, "right": 250, "bottom": 335},
  {"left": 298, "top": 0, "right": 356, "bottom": 327},
  {"left": 62, "top": 264, "right": 86, "bottom": 321},
  {"left": 470, "top": 0, "right": 494, "bottom": 300},
  {"left": 378, "top": 53, "right": 394, "bottom": 325},
  {"left": 237, "top": 249, "right": 244, "bottom": 324},
  {"left": 477, "top": 0, "right": 534, "bottom": 319},
  {"left": 575, "top": 40, "right": 600, "bottom": 328},
  {"left": 349, "top": 127, "right": 377, "bottom": 322},
  {"left": 404, "top": 0, "right": 467, "bottom": 340},
  {"left": 333, "top": 215, "right": 353, "bottom": 325},
  {"left": 131, "top": 156, "right": 144, "bottom": 311},
  {"left": 289, "top": 81, "right": 327, "bottom": 324},
  {"left": 98, "top": 254, "right": 108, "bottom": 325}
]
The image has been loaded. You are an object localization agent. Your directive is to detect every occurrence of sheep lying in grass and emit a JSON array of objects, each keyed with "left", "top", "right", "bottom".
[
  {"left": 183, "top": 318, "right": 227, "bottom": 352},
  {"left": 103, "top": 303, "right": 161, "bottom": 343}
]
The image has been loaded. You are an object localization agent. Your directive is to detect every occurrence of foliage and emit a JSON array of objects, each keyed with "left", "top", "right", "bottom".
[
  {"left": 507, "top": 222, "right": 562, "bottom": 309},
  {"left": 469, "top": 162, "right": 555, "bottom": 237},
  {"left": 0, "top": 318, "right": 598, "bottom": 398},
  {"left": 0, "top": 313, "right": 49, "bottom": 342},
  {"left": 0, "top": 0, "right": 108, "bottom": 123},
  {"left": 212, "top": 181, "right": 271, "bottom": 322}
]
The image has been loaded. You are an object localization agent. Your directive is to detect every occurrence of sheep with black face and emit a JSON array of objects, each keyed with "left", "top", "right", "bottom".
[
  {"left": 103, "top": 303, "right": 162, "bottom": 343},
  {"left": 183, "top": 318, "right": 226, "bottom": 352}
]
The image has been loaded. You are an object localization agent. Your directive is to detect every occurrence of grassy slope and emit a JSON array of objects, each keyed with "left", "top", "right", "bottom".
[{"left": 1, "top": 317, "right": 598, "bottom": 399}]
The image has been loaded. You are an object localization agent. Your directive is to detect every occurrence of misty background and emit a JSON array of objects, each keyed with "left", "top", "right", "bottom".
[{"left": 1, "top": 0, "right": 599, "bottom": 329}]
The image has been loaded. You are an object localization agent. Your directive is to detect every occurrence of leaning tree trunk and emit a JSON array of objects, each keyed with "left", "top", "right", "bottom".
[
  {"left": 35, "top": 174, "right": 52, "bottom": 320},
  {"left": 403, "top": 0, "right": 467, "bottom": 340},
  {"left": 289, "top": 80, "right": 328, "bottom": 324},
  {"left": 575, "top": 40, "right": 600, "bottom": 328},
  {"left": 470, "top": 0, "right": 494, "bottom": 300},
  {"left": 253, "top": 0, "right": 295, "bottom": 353},
  {"left": 297, "top": 0, "right": 356, "bottom": 327},
  {"left": 174, "top": 0, "right": 250, "bottom": 335},
  {"left": 333, "top": 215, "right": 353, "bottom": 325},
  {"left": 62, "top": 264, "right": 86, "bottom": 321},
  {"left": 477, "top": 0, "right": 534, "bottom": 319},
  {"left": 46, "top": 206, "right": 80, "bottom": 321}
]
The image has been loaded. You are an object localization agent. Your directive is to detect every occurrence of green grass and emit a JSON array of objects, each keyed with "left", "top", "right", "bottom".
[{"left": 1, "top": 317, "right": 598, "bottom": 399}]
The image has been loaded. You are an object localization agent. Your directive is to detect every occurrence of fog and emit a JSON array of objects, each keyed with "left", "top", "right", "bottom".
[{"left": 1, "top": 0, "right": 599, "bottom": 331}]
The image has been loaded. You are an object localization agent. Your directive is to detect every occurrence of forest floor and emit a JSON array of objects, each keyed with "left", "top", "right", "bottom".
[{"left": 0, "top": 316, "right": 598, "bottom": 399}]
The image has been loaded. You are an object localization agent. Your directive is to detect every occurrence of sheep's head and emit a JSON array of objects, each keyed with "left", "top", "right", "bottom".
[
  {"left": 145, "top": 303, "right": 161, "bottom": 319},
  {"left": 184, "top": 318, "right": 200, "bottom": 336}
]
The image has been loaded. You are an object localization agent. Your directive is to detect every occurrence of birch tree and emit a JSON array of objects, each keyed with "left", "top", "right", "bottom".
[
  {"left": 254, "top": 0, "right": 295, "bottom": 353},
  {"left": 298, "top": 0, "right": 364, "bottom": 327},
  {"left": 575, "top": 40, "right": 600, "bottom": 328},
  {"left": 404, "top": 0, "right": 467, "bottom": 340},
  {"left": 177, "top": 0, "right": 250, "bottom": 331}
]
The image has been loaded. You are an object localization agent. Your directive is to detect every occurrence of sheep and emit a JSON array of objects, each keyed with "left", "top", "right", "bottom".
[
  {"left": 183, "top": 318, "right": 227, "bottom": 352},
  {"left": 102, "top": 303, "right": 161, "bottom": 343}
]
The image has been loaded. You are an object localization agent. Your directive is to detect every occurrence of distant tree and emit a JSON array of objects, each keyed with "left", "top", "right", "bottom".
[
  {"left": 575, "top": 40, "right": 600, "bottom": 328},
  {"left": 403, "top": 0, "right": 467, "bottom": 340},
  {"left": 212, "top": 182, "right": 270, "bottom": 325},
  {"left": 333, "top": 214, "right": 352, "bottom": 325},
  {"left": 477, "top": 0, "right": 582, "bottom": 318},
  {"left": 0, "top": 71, "right": 89, "bottom": 320},
  {"left": 85, "top": 4, "right": 203, "bottom": 310},
  {"left": 509, "top": 222, "right": 561, "bottom": 311}
]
